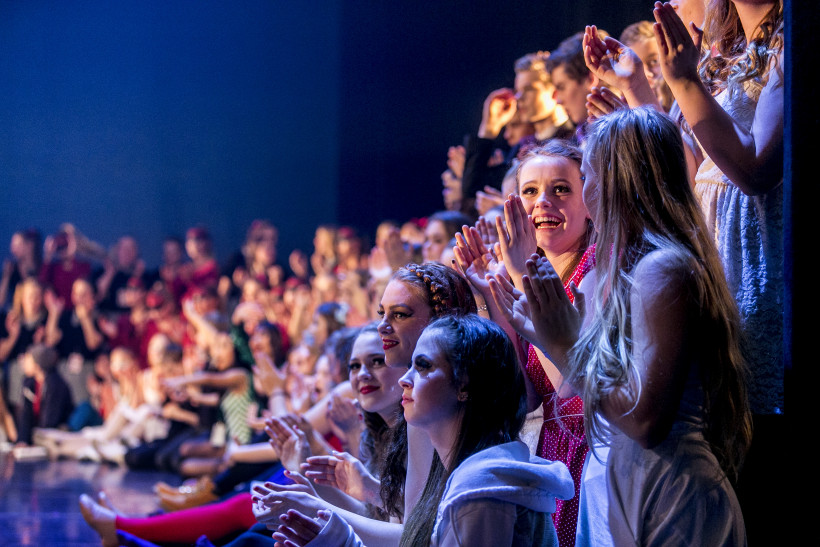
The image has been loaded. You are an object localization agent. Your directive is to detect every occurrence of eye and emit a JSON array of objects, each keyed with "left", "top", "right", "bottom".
[
  {"left": 371, "top": 357, "right": 386, "bottom": 368},
  {"left": 376, "top": 309, "right": 385, "bottom": 318},
  {"left": 521, "top": 186, "right": 536, "bottom": 196},
  {"left": 348, "top": 362, "right": 361, "bottom": 372},
  {"left": 554, "top": 184, "right": 571, "bottom": 195},
  {"left": 413, "top": 357, "right": 432, "bottom": 371}
]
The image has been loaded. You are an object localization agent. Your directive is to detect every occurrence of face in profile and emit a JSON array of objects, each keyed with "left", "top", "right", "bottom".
[
  {"left": 348, "top": 330, "right": 404, "bottom": 417},
  {"left": 518, "top": 155, "right": 590, "bottom": 256},
  {"left": 399, "top": 327, "right": 462, "bottom": 430},
  {"left": 514, "top": 69, "right": 558, "bottom": 124},
  {"left": 377, "top": 280, "right": 433, "bottom": 368},
  {"left": 550, "top": 65, "right": 592, "bottom": 126}
]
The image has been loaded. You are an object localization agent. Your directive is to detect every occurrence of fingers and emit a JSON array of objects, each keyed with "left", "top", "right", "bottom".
[
  {"left": 569, "top": 281, "right": 586, "bottom": 321},
  {"left": 274, "top": 510, "right": 322, "bottom": 546},
  {"left": 284, "top": 471, "right": 311, "bottom": 487},
  {"left": 463, "top": 226, "right": 488, "bottom": 257},
  {"left": 452, "top": 240, "right": 471, "bottom": 276},
  {"left": 488, "top": 277, "right": 515, "bottom": 323}
]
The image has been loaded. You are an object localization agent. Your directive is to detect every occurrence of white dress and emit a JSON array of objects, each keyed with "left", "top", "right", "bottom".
[
  {"left": 576, "top": 372, "right": 746, "bottom": 546},
  {"left": 694, "top": 73, "right": 784, "bottom": 416}
]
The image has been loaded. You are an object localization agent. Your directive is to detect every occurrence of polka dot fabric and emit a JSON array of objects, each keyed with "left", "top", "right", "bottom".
[{"left": 525, "top": 245, "right": 594, "bottom": 547}]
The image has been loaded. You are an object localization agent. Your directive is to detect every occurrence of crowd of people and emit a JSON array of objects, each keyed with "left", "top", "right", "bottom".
[{"left": 0, "top": 1, "right": 784, "bottom": 545}]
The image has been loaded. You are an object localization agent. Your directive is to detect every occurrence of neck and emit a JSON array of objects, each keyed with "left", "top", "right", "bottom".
[
  {"left": 427, "top": 413, "right": 462, "bottom": 469},
  {"left": 544, "top": 248, "right": 583, "bottom": 281},
  {"left": 381, "top": 408, "right": 400, "bottom": 428},
  {"left": 531, "top": 116, "right": 556, "bottom": 137},
  {"left": 531, "top": 108, "right": 568, "bottom": 139},
  {"left": 733, "top": 1, "right": 776, "bottom": 43}
]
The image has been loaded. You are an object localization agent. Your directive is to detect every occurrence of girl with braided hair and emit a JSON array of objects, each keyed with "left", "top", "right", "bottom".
[{"left": 245, "top": 262, "right": 477, "bottom": 546}]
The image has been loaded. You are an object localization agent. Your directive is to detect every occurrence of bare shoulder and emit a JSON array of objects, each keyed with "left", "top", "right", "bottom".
[{"left": 632, "top": 248, "right": 692, "bottom": 304}]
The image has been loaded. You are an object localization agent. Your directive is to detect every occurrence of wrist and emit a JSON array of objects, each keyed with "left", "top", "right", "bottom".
[{"left": 478, "top": 122, "right": 501, "bottom": 139}]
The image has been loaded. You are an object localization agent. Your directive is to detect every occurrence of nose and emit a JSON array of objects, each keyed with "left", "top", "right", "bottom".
[
  {"left": 377, "top": 316, "right": 391, "bottom": 334},
  {"left": 358, "top": 365, "right": 373, "bottom": 381},
  {"left": 399, "top": 369, "right": 413, "bottom": 389},
  {"left": 535, "top": 191, "right": 552, "bottom": 208}
]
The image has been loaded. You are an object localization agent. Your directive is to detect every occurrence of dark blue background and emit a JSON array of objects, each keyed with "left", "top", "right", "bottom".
[{"left": 2, "top": 0, "right": 648, "bottom": 267}]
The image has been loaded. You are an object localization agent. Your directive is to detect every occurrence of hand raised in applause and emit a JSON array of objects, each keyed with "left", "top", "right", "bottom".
[
  {"left": 495, "top": 194, "right": 538, "bottom": 287},
  {"left": 265, "top": 415, "right": 311, "bottom": 472},
  {"left": 303, "top": 450, "right": 380, "bottom": 505},
  {"left": 586, "top": 86, "right": 628, "bottom": 120},
  {"left": 272, "top": 509, "right": 331, "bottom": 547},
  {"left": 520, "top": 255, "right": 585, "bottom": 360},
  {"left": 251, "top": 473, "right": 324, "bottom": 530},
  {"left": 652, "top": 2, "right": 703, "bottom": 89}
]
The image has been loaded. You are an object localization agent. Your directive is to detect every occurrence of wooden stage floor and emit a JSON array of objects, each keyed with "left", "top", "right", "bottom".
[{"left": 0, "top": 449, "right": 180, "bottom": 546}]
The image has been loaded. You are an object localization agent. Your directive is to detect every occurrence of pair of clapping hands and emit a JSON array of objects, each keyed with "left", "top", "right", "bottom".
[
  {"left": 582, "top": 2, "right": 706, "bottom": 120},
  {"left": 452, "top": 194, "right": 584, "bottom": 359},
  {"left": 253, "top": 415, "right": 377, "bottom": 546}
]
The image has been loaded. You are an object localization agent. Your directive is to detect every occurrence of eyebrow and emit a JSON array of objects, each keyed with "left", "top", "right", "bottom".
[{"left": 521, "top": 177, "right": 575, "bottom": 185}]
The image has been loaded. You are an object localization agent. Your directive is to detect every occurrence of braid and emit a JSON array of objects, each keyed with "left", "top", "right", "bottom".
[{"left": 399, "top": 262, "right": 477, "bottom": 317}]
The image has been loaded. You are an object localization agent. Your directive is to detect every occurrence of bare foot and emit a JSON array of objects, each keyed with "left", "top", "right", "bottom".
[
  {"left": 96, "top": 491, "right": 120, "bottom": 514},
  {"left": 79, "top": 493, "right": 118, "bottom": 547}
]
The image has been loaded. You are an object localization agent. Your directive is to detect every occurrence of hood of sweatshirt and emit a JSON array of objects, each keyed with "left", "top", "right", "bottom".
[{"left": 436, "top": 440, "right": 574, "bottom": 518}]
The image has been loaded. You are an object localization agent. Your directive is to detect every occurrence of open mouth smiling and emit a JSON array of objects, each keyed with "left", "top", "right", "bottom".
[{"left": 533, "top": 215, "right": 562, "bottom": 229}]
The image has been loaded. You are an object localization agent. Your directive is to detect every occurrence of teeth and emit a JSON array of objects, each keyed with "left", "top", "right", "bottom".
[{"left": 533, "top": 216, "right": 561, "bottom": 227}]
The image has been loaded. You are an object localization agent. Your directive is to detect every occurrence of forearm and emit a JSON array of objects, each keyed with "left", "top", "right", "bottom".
[
  {"left": 670, "top": 77, "right": 782, "bottom": 195},
  {"left": 44, "top": 314, "right": 62, "bottom": 347},
  {"left": 0, "top": 336, "right": 18, "bottom": 362},
  {"left": 533, "top": 347, "right": 576, "bottom": 399},
  {"left": 79, "top": 318, "right": 104, "bottom": 350},
  {"left": 229, "top": 442, "right": 278, "bottom": 463},
  {"left": 622, "top": 77, "right": 663, "bottom": 111},
  {"left": 330, "top": 508, "right": 403, "bottom": 547},
  {"left": 314, "top": 484, "right": 369, "bottom": 516}
]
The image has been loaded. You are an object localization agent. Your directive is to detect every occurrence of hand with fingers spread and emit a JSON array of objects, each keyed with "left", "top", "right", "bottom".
[
  {"left": 281, "top": 413, "right": 330, "bottom": 458},
  {"left": 521, "top": 255, "right": 585, "bottom": 361},
  {"left": 302, "top": 451, "right": 380, "bottom": 505},
  {"left": 652, "top": 2, "right": 702, "bottom": 90},
  {"left": 265, "top": 416, "right": 312, "bottom": 472},
  {"left": 254, "top": 351, "right": 288, "bottom": 397},
  {"left": 473, "top": 216, "right": 499, "bottom": 251},
  {"left": 453, "top": 225, "right": 506, "bottom": 296},
  {"left": 495, "top": 194, "right": 538, "bottom": 288},
  {"left": 272, "top": 509, "right": 332, "bottom": 547},
  {"left": 326, "top": 394, "right": 362, "bottom": 446},
  {"left": 251, "top": 474, "right": 327, "bottom": 530},
  {"left": 586, "top": 86, "right": 628, "bottom": 120},
  {"left": 583, "top": 25, "right": 658, "bottom": 108}
]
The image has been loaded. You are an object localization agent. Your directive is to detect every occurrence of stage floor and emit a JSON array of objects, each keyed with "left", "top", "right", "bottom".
[{"left": 0, "top": 450, "right": 180, "bottom": 546}]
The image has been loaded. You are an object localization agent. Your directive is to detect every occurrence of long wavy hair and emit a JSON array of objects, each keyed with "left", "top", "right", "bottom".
[
  {"left": 400, "top": 315, "right": 527, "bottom": 547},
  {"left": 571, "top": 107, "right": 751, "bottom": 481},
  {"left": 378, "top": 262, "right": 477, "bottom": 520},
  {"left": 699, "top": 0, "right": 783, "bottom": 97}
]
